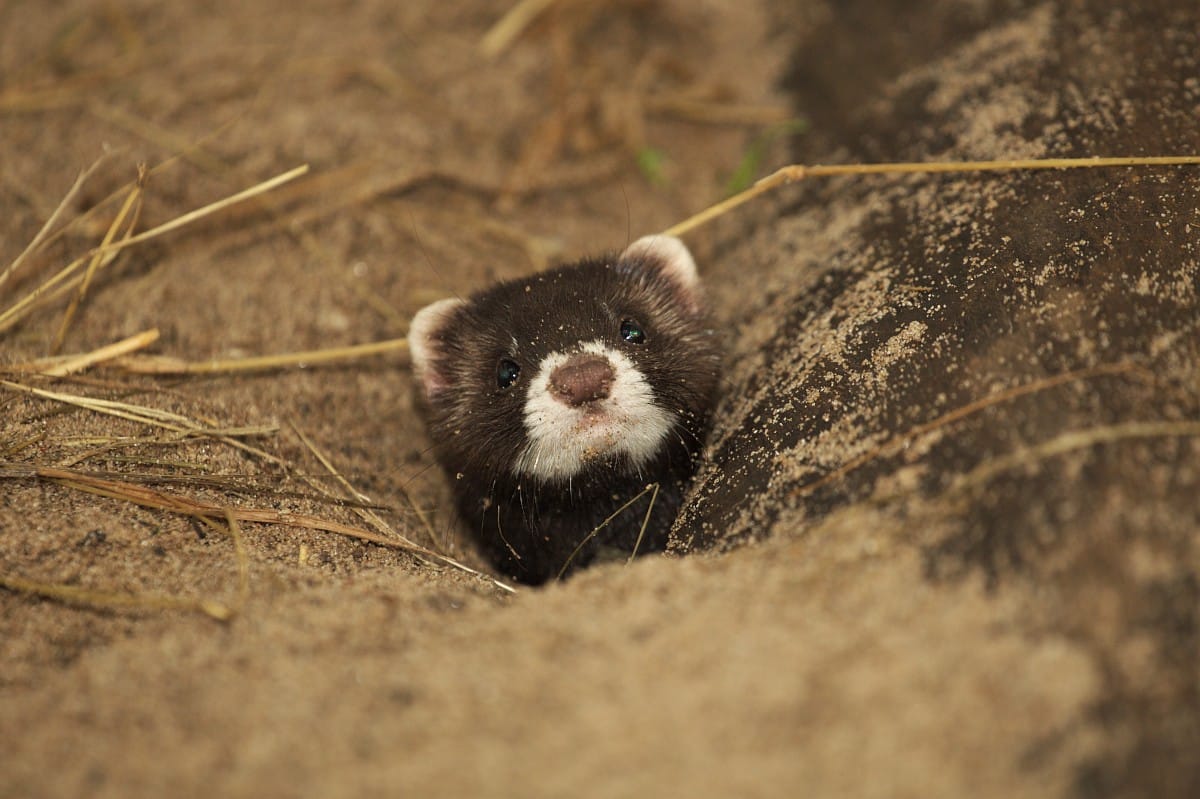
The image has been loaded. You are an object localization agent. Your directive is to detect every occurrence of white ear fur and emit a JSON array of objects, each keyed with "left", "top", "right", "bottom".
[
  {"left": 408, "top": 297, "right": 467, "bottom": 398},
  {"left": 620, "top": 234, "right": 702, "bottom": 311}
]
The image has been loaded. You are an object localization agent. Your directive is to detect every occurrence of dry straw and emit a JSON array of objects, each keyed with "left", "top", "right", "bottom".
[
  {"left": 663, "top": 155, "right": 1200, "bottom": 238},
  {"left": 0, "top": 164, "right": 309, "bottom": 335}
]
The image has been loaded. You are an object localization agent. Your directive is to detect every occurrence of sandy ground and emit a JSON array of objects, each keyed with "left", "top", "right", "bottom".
[{"left": 2, "top": 0, "right": 1197, "bottom": 797}]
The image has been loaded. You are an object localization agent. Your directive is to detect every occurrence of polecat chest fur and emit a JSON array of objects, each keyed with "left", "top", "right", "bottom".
[{"left": 409, "top": 235, "right": 720, "bottom": 584}]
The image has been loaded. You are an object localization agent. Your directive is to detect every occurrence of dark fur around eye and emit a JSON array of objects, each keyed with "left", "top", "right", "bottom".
[
  {"left": 620, "top": 319, "right": 646, "bottom": 344},
  {"left": 497, "top": 358, "right": 521, "bottom": 389}
]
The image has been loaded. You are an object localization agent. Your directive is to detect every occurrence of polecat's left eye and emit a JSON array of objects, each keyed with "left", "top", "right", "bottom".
[
  {"left": 497, "top": 358, "right": 521, "bottom": 389},
  {"left": 619, "top": 319, "right": 646, "bottom": 345}
]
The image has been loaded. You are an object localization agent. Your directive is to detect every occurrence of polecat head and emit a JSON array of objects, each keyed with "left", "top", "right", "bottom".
[{"left": 409, "top": 235, "right": 718, "bottom": 485}]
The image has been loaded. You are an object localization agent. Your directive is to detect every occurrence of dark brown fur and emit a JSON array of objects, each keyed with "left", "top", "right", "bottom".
[{"left": 414, "top": 246, "right": 720, "bottom": 584}]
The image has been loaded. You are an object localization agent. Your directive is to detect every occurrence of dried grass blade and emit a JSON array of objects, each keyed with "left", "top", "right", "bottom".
[
  {"left": 9, "top": 329, "right": 160, "bottom": 376},
  {"left": 626, "top": 482, "right": 660, "bottom": 564},
  {"left": 0, "top": 381, "right": 279, "bottom": 465},
  {"left": 951, "top": 420, "right": 1200, "bottom": 493},
  {"left": 1, "top": 379, "right": 195, "bottom": 427},
  {"left": 556, "top": 482, "right": 658, "bottom": 581},
  {"left": 664, "top": 155, "right": 1200, "bottom": 239},
  {"left": 0, "top": 252, "right": 92, "bottom": 334},
  {"left": 50, "top": 168, "right": 145, "bottom": 354},
  {"left": 224, "top": 509, "right": 251, "bottom": 605},
  {"left": 0, "top": 573, "right": 233, "bottom": 621},
  {"left": 0, "top": 164, "right": 308, "bottom": 336},
  {"left": 289, "top": 423, "right": 514, "bottom": 593},
  {"left": 26, "top": 466, "right": 508, "bottom": 591},
  {"left": 112, "top": 337, "right": 409, "bottom": 375},
  {"left": 790, "top": 361, "right": 1144, "bottom": 500},
  {"left": 0, "top": 154, "right": 109, "bottom": 294},
  {"left": 103, "top": 163, "right": 309, "bottom": 252},
  {"left": 480, "top": 0, "right": 557, "bottom": 58}
]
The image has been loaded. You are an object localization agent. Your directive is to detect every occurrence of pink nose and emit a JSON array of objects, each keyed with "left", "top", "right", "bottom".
[{"left": 549, "top": 354, "right": 615, "bottom": 407}]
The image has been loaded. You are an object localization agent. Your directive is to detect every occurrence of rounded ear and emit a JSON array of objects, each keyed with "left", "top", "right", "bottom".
[
  {"left": 620, "top": 234, "right": 702, "bottom": 312},
  {"left": 408, "top": 297, "right": 468, "bottom": 399}
]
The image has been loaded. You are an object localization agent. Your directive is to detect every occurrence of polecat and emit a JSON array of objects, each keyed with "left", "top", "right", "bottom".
[{"left": 409, "top": 235, "right": 719, "bottom": 584}]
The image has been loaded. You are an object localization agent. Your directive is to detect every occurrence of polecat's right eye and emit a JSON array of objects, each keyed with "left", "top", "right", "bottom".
[
  {"left": 619, "top": 318, "right": 646, "bottom": 345},
  {"left": 497, "top": 358, "right": 521, "bottom": 389}
]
